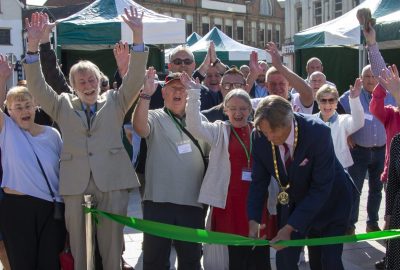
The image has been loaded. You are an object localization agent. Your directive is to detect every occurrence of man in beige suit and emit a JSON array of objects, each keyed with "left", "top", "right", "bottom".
[{"left": 24, "top": 9, "right": 147, "bottom": 270}]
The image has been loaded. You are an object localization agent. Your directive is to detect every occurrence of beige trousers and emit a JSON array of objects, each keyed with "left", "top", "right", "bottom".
[{"left": 63, "top": 178, "right": 129, "bottom": 270}]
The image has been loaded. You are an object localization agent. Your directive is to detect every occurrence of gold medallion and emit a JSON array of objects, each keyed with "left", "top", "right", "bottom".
[{"left": 277, "top": 191, "right": 289, "bottom": 205}]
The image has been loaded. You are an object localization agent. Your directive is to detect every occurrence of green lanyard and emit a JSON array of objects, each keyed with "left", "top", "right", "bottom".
[
  {"left": 164, "top": 108, "right": 184, "bottom": 136},
  {"left": 230, "top": 124, "right": 252, "bottom": 168}
]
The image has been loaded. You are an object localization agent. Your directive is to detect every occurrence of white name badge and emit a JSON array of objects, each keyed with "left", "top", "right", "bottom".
[
  {"left": 177, "top": 140, "right": 192, "bottom": 154},
  {"left": 365, "top": 114, "right": 373, "bottom": 121},
  {"left": 242, "top": 169, "right": 252, "bottom": 181}
]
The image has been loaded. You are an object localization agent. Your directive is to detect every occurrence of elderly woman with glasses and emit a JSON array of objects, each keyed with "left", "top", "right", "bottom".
[
  {"left": 0, "top": 56, "right": 66, "bottom": 270},
  {"left": 314, "top": 81, "right": 365, "bottom": 169},
  {"left": 184, "top": 73, "right": 272, "bottom": 270}
]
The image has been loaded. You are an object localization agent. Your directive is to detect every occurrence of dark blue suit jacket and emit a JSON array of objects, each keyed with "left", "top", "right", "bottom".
[{"left": 248, "top": 113, "right": 352, "bottom": 235}]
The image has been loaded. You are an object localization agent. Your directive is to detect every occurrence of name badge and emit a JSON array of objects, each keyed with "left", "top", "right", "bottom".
[
  {"left": 242, "top": 168, "right": 252, "bottom": 181},
  {"left": 364, "top": 114, "right": 373, "bottom": 121},
  {"left": 177, "top": 140, "right": 192, "bottom": 154}
]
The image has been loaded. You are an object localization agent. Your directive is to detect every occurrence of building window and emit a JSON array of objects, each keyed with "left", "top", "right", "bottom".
[
  {"left": 186, "top": 15, "right": 193, "bottom": 36},
  {"left": 353, "top": 0, "right": 360, "bottom": 7},
  {"left": 296, "top": 6, "right": 302, "bottom": 32},
  {"left": 259, "top": 22, "right": 265, "bottom": 48},
  {"left": 267, "top": 23, "right": 272, "bottom": 42},
  {"left": 0, "top": 29, "right": 11, "bottom": 45},
  {"left": 251, "top": 21, "right": 257, "bottom": 46},
  {"left": 225, "top": 19, "right": 233, "bottom": 38},
  {"left": 236, "top": 20, "right": 244, "bottom": 43},
  {"left": 314, "top": 1, "right": 322, "bottom": 25},
  {"left": 275, "top": 24, "right": 280, "bottom": 48},
  {"left": 335, "top": 0, "right": 343, "bottom": 18},
  {"left": 260, "top": 0, "right": 272, "bottom": 16},
  {"left": 202, "top": 17, "right": 210, "bottom": 35},
  {"left": 214, "top": 18, "right": 222, "bottom": 30}
]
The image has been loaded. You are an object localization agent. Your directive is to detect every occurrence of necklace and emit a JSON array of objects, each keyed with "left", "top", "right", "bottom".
[{"left": 271, "top": 119, "right": 298, "bottom": 205}]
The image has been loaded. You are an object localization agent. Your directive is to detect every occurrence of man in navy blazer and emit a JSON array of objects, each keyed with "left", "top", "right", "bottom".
[{"left": 248, "top": 95, "right": 353, "bottom": 270}]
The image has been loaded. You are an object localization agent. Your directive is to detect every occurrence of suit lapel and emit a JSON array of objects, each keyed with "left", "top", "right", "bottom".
[{"left": 287, "top": 114, "right": 304, "bottom": 179}]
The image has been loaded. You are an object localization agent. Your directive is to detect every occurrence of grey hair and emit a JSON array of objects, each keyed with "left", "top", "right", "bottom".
[
  {"left": 254, "top": 95, "right": 293, "bottom": 130},
  {"left": 309, "top": 71, "right": 326, "bottom": 81},
  {"left": 169, "top": 45, "right": 195, "bottom": 61},
  {"left": 69, "top": 60, "right": 102, "bottom": 90},
  {"left": 223, "top": 89, "right": 252, "bottom": 109}
]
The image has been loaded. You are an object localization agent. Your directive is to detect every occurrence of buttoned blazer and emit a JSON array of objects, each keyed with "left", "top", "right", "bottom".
[
  {"left": 24, "top": 51, "right": 148, "bottom": 195},
  {"left": 248, "top": 113, "right": 352, "bottom": 234}
]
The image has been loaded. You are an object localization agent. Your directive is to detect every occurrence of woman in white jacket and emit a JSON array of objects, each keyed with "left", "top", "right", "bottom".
[
  {"left": 314, "top": 80, "right": 364, "bottom": 169},
  {"left": 184, "top": 72, "right": 271, "bottom": 270}
]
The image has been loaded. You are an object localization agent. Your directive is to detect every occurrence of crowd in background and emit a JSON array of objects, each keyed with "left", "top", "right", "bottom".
[{"left": 0, "top": 7, "right": 398, "bottom": 270}]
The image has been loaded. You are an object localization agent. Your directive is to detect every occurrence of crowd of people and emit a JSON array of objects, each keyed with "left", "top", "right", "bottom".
[{"left": 0, "top": 8, "right": 398, "bottom": 270}]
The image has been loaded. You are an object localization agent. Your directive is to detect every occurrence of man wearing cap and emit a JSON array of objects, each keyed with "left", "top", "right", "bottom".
[{"left": 132, "top": 69, "right": 208, "bottom": 270}]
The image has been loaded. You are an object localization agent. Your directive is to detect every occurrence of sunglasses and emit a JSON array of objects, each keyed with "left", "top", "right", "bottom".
[
  {"left": 319, "top": 98, "right": 337, "bottom": 104},
  {"left": 171, "top": 58, "right": 194, "bottom": 65}
]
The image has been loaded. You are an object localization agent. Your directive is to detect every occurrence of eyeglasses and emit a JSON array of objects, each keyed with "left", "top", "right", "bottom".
[
  {"left": 226, "top": 106, "right": 250, "bottom": 113},
  {"left": 9, "top": 104, "right": 35, "bottom": 112},
  {"left": 221, "top": 83, "right": 245, "bottom": 91},
  {"left": 171, "top": 58, "right": 194, "bottom": 65},
  {"left": 319, "top": 98, "right": 337, "bottom": 104}
]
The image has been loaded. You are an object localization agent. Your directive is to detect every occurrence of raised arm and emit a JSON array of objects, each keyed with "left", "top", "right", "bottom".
[
  {"left": 266, "top": 42, "right": 314, "bottom": 107},
  {"left": 346, "top": 78, "right": 365, "bottom": 134},
  {"left": 114, "top": 41, "right": 130, "bottom": 79},
  {"left": 0, "top": 55, "right": 12, "bottom": 131},
  {"left": 132, "top": 67, "right": 157, "bottom": 138},
  {"left": 24, "top": 12, "right": 61, "bottom": 120},
  {"left": 39, "top": 13, "right": 71, "bottom": 94},
  {"left": 115, "top": 7, "right": 148, "bottom": 114},
  {"left": 246, "top": 51, "right": 264, "bottom": 94},
  {"left": 182, "top": 72, "right": 218, "bottom": 144},
  {"left": 363, "top": 24, "right": 386, "bottom": 79}
]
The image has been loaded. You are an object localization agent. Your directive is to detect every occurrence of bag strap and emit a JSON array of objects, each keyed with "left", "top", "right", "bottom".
[
  {"left": 21, "top": 129, "right": 57, "bottom": 202},
  {"left": 163, "top": 108, "right": 208, "bottom": 171},
  {"left": 180, "top": 126, "right": 208, "bottom": 169}
]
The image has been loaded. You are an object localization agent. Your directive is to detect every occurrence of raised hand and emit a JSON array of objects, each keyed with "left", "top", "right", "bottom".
[
  {"left": 362, "top": 22, "right": 376, "bottom": 45},
  {"left": 349, "top": 78, "right": 362, "bottom": 98},
  {"left": 113, "top": 41, "right": 130, "bottom": 78},
  {"left": 209, "top": 41, "right": 217, "bottom": 64},
  {"left": 378, "top": 65, "right": 400, "bottom": 101},
  {"left": 40, "top": 13, "right": 57, "bottom": 44},
  {"left": 142, "top": 67, "right": 157, "bottom": 96},
  {"left": 249, "top": 51, "right": 264, "bottom": 75},
  {"left": 0, "top": 55, "right": 12, "bottom": 83},
  {"left": 121, "top": 6, "right": 144, "bottom": 44},
  {"left": 180, "top": 71, "right": 200, "bottom": 90},
  {"left": 25, "top": 12, "right": 46, "bottom": 51},
  {"left": 265, "top": 42, "right": 282, "bottom": 68}
]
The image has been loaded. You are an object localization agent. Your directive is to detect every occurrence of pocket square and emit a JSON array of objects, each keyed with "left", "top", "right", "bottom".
[{"left": 299, "top": 158, "right": 309, "bottom": 166}]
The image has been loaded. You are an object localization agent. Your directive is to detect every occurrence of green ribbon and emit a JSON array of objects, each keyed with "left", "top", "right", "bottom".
[{"left": 85, "top": 207, "right": 400, "bottom": 247}]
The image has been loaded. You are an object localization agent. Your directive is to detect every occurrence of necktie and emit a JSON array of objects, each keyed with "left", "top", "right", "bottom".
[
  {"left": 283, "top": 143, "right": 292, "bottom": 170},
  {"left": 85, "top": 106, "right": 92, "bottom": 128}
]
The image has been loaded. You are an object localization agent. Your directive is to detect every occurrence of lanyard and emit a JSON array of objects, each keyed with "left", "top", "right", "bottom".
[
  {"left": 164, "top": 107, "right": 185, "bottom": 136},
  {"left": 230, "top": 124, "right": 252, "bottom": 168}
]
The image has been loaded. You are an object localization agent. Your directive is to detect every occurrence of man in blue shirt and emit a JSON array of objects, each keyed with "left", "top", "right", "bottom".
[{"left": 339, "top": 64, "right": 396, "bottom": 234}]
